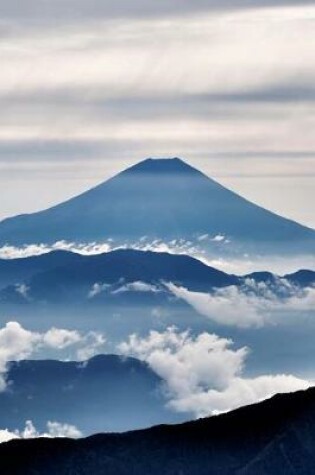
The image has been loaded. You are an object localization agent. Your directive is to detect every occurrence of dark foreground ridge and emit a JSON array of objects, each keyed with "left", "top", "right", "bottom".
[{"left": 2, "top": 386, "right": 315, "bottom": 475}]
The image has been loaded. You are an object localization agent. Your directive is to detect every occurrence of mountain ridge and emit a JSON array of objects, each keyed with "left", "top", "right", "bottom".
[
  {"left": 0, "top": 248, "right": 313, "bottom": 305},
  {"left": 1, "top": 386, "right": 315, "bottom": 474}
]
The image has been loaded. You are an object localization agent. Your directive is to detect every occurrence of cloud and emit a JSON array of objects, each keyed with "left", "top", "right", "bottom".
[
  {"left": 0, "top": 420, "right": 82, "bottom": 444},
  {"left": 0, "top": 322, "right": 40, "bottom": 390},
  {"left": 0, "top": 241, "right": 113, "bottom": 259},
  {"left": 166, "top": 280, "right": 315, "bottom": 328},
  {"left": 75, "top": 332, "right": 106, "bottom": 360},
  {"left": 88, "top": 282, "right": 111, "bottom": 298},
  {"left": 118, "top": 327, "right": 310, "bottom": 417},
  {"left": 88, "top": 279, "right": 161, "bottom": 298},
  {"left": 111, "top": 281, "right": 160, "bottom": 294},
  {"left": 0, "top": 5, "right": 314, "bottom": 226},
  {"left": 0, "top": 322, "right": 106, "bottom": 390},
  {"left": 211, "top": 234, "right": 226, "bottom": 242},
  {"left": 1, "top": 238, "right": 315, "bottom": 276},
  {"left": 15, "top": 284, "right": 30, "bottom": 300},
  {"left": 1, "top": 1, "right": 314, "bottom": 33},
  {"left": 166, "top": 282, "right": 264, "bottom": 327},
  {"left": 172, "top": 374, "right": 311, "bottom": 416},
  {"left": 42, "top": 328, "right": 82, "bottom": 349},
  {"left": 201, "top": 254, "right": 315, "bottom": 276}
]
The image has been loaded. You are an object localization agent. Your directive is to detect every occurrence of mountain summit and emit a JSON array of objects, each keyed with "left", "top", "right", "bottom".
[{"left": 0, "top": 157, "right": 314, "bottom": 253}]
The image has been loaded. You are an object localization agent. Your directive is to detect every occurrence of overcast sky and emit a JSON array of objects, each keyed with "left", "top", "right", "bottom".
[{"left": 1, "top": 0, "right": 314, "bottom": 228}]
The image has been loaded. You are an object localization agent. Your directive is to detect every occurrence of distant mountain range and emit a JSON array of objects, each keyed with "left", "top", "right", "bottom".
[
  {"left": 0, "top": 249, "right": 313, "bottom": 305},
  {"left": 2, "top": 386, "right": 315, "bottom": 474},
  {"left": 0, "top": 158, "right": 314, "bottom": 254},
  {"left": 0, "top": 355, "right": 183, "bottom": 435}
]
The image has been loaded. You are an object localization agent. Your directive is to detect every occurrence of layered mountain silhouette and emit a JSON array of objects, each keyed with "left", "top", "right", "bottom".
[
  {"left": 0, "top": 249, "right": 236, "bottom": 291},
  {"left": 0, "top": 158, "right": 314, "bottom": 254},
  {"left": 0, "top": 249, "right": 313, "bottom": 305},
  {"left": 0, "top": 355, "right": 183, "bottom": 434},
  {"left": 2, "top": 386, "right": 315, "bottom": 475}
]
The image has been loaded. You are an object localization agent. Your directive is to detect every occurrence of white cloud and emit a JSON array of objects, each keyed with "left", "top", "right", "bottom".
[
  {"left": 15, "top": 284, "right": 30, "bottom": 300},
  {"left": 88, "top": 280, "right": 161, "bottom": 298},
  {"left": 0, "top": 428, "right": 19, "bottom": 443},
  {"left": 45, "top": 421, "right": 82, "bottom": 438},
  {"left": 0, "top": 322, "right": 106, "bottom": 390},
  {"left": 0, "top": 322, "right": 41, "bottom": 390},
  {"left": 172, "top": 374, "right": 310, "bottom": 416},
  {"left": 0, "top": 420, "right": 82, "bottom": 444},
  {"left": 75, "top": 332, "right": 106, "bottom": 361},
  {"left": 199, "top": 254, "right": 315, "bottom": 276},
  {"left": 166, "top": 283, "right": 264, "bottom": 327},
  {"left": 111, "top": 281, "right": 160, "bottom": 294},
  {"left": 197, "top": 234, "right": 209, "bottom": 242},
  {"left": 0, "top": 240, "right": 113, "bottom": 259},
  {"left": 88, "top": 282, "right": 111, "bottom": 298},
  {"left": 211, "top": 234, "right": 226, "bottom": 242},
  {"left": 42, "top": 328, "right": 82, "bottom": 349},
  {"left": 1, "top": 239, "right": 314, "bottom": 276},
  {"left": 118, "top": 327, "right": 310, "bottom": 417},
  {"left": 166, "top": 280, "right": 315, "bottom": 328}
]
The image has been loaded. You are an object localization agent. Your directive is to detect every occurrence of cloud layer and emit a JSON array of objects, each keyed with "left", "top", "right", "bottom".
[
  {"left": 0, "top": 420, "right": 82, "bottom": 444},
  {"left": 1, "top": 238, "right": 315, "bottom": 275},
  {"left": 0, "top": 322, "right": 106, "bottom": 390},
  {"left": 167, "top": 280, "right": 315, "bottom": 327},
  {"left": 118, "top": 327, "right": 310, "bottom": 416}
]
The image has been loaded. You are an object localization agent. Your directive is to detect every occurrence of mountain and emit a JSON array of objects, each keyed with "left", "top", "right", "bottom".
[
  {"left": 0, "top": 249, "right": 313, "bottom": 305},
  {"left": 0, "top": 249, "right": 237, "bottom": 304},
  {"left": 0, "top": 355, "right": 184, "bottom": 434},
  {"left": 2, "top": 386, "right": 315, "bottom": 474},
  {"left": 0, "top": 248, "right": 236, "bottom": 289},
  {"left": 283, "top": 269, "right": 315, "bottom": 287},
  {"left": 0, "top": 250, "right": 82, "bottom": 289},
  {"left": 0, "top": 158, "right": 314, "bottom": 254}
]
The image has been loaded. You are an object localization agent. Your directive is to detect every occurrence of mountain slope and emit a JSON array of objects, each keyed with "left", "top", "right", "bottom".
[
  {"left": 0, "top": 250, "right": 82, "bottom": 288},
  {"left": 0, "top": 158, "right": 314, "bottom": 253},
  {"left": 1, "top": 387, "right": 315, "bottom": 475}
]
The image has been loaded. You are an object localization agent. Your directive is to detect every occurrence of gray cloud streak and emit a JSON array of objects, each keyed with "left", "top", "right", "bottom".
[
  {"left": 0, "top": 3, "right": 314, "bottom": 225},
  {"left": 1, "top": 0, "right": 315, "bottom": 26}
]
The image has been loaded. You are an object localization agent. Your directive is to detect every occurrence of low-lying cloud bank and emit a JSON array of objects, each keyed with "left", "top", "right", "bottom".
[
  {"left": 118, "top": 327, "right": 311, "bottom": 417},
  {"left": 0, "top": 420, "right": 82, "bottom": 444},
  {"left": 167, "top": 280, "right": 315, "bottom": 328},
  {"left": 0, "top": 322, "right": 106, "bottom": 390}
]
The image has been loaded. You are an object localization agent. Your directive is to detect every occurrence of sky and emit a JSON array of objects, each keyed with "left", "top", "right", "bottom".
[{"left": 0, "top": 0, "right": 314, "bottom": 228}]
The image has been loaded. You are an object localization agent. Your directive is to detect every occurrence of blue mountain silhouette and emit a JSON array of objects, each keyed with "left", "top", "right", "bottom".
[
  {"left": 0, "top": 158, "right": 314, "bottom": 253},
  {"left": 0, "top": 355, "right": 183, "bottom": 435},
  {"left": 0, "top": 249, "right": 313, "bottom": 305}
]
